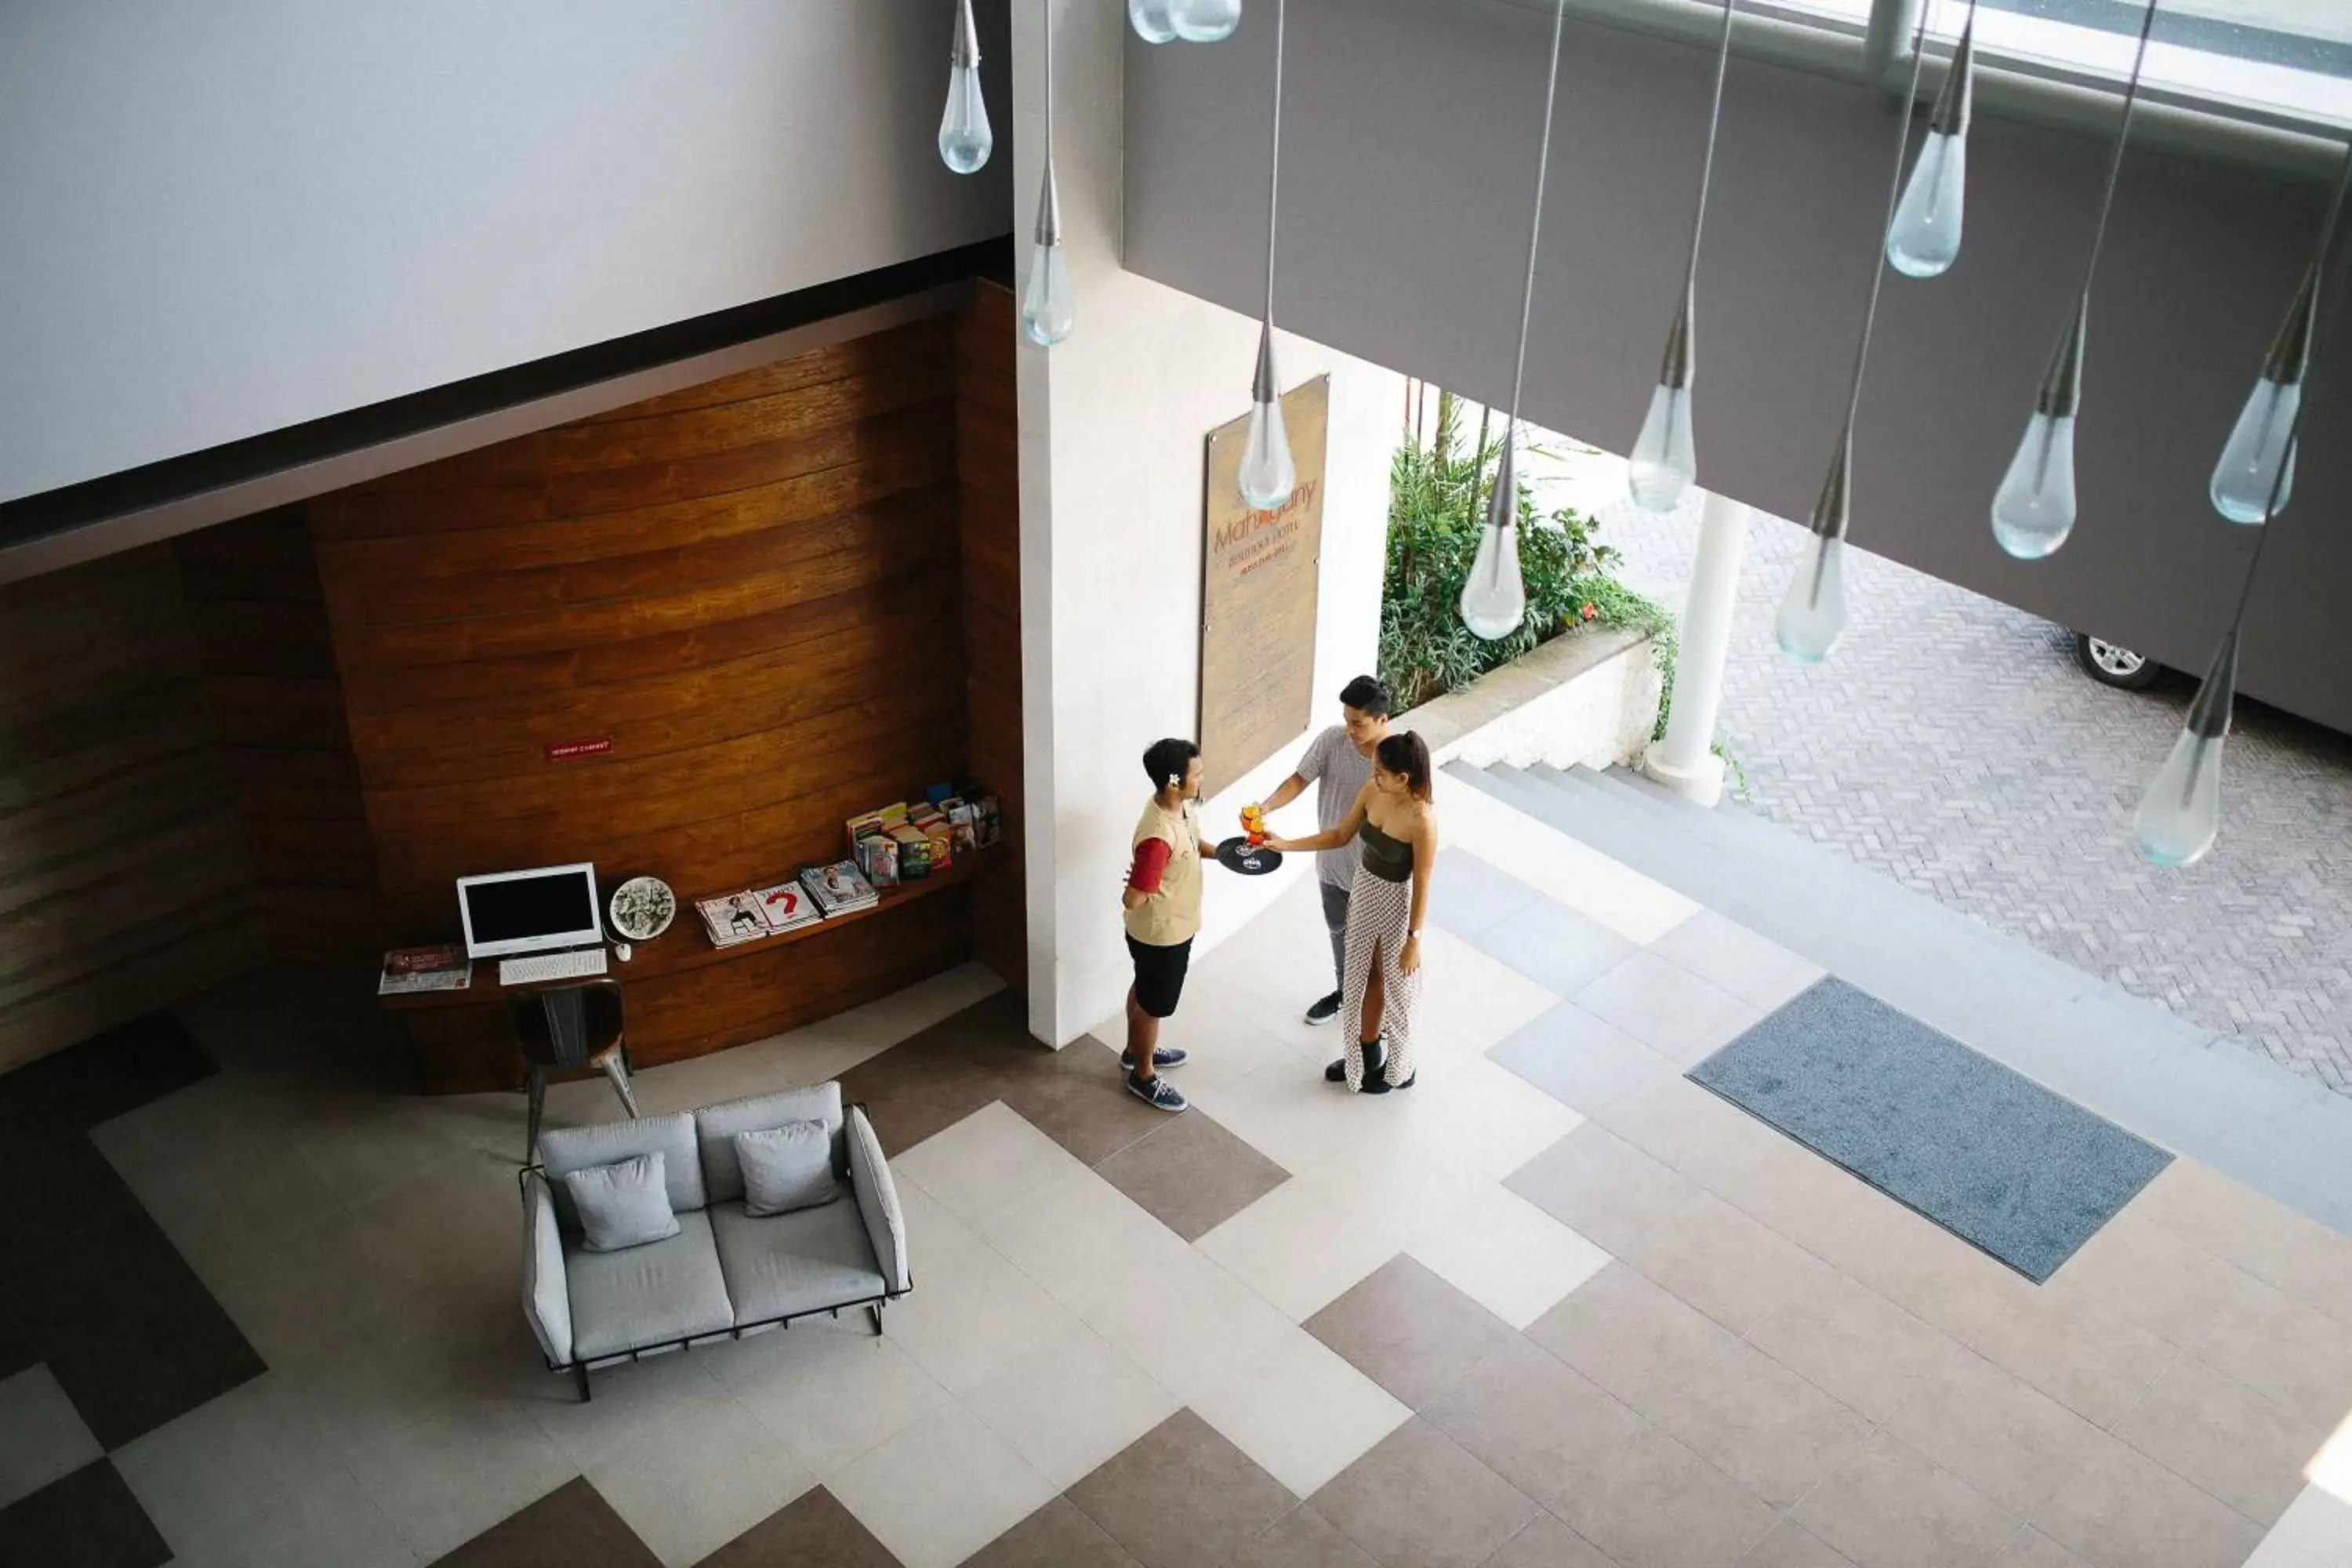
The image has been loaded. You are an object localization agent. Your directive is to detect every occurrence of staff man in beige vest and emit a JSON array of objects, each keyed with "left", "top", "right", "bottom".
[{"left": 1120, "top": 738, "right": 1203, "bottom": 1113}]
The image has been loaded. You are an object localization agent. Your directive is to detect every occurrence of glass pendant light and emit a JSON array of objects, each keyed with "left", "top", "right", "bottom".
[
  {"left": 1628, "top": 0, "right": 1733, "bottom": 513},
  {"left": 1130, "top": 0, "right": 1179, "bottom": 44},
  {"left": 1886, "top": 4, "right": 1976, "bottom": 280},
  {"left": 1989, "top": 297, "right": 2083, "bottom": 558},
  {"left": 1988, "top": 0, "right": 2158, "bottom": 561},
  {"left": 1773, "top": 3, "right": 1933, "bottom": 662},
  {"left": 1171, "top": 0, "right": 1243, "bottom": 43},
  {"left": 1237, "top": 0, "right": 1293, "bottom": 510},
  {"left": 1021, "top": 5, "right": 1074, "bottom": 347},
  {"left": 2209, "top": 263, "right": 2314, "bottom": 525},
  {"left": 1460, "top": 0, "right": 1567, "bottom": 641},
  {"left": 938, "top": 0, "right": 993, "bottom": 174},
  {"left": 2135, "top": 631, "right": 2234, "bottom": 867}
]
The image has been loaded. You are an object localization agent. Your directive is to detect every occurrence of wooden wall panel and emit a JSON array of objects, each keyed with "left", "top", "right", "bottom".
[
  {"left": 310, "top": 315, "right": 979, "bottom": 1088},
  {"left": 178, "top": 510, "right": 383, "bottom": 962},
  {"left": 955, "top": 284, "right": 1026, "bottom": 996},
  {"left": 0, "top": 547, "right": 269, "bottom": 1071}
]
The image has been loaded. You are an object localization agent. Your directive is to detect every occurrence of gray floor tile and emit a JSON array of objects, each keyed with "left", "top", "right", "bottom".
[
  {"left": 2027, "top": 1434, "right": 2263, "bottom": 1568},
  {"left": 1504, "top": 1124, "right": 1697, "bottom": 1258},
  {"left": 1791, "top": 1431, "right": 2018, "bottom": 1568},
  {"left": 1469, "top": 898, "right": 1642, "bottom": 1000},
  {"left": 1649, "top": 911, "right": 1824, "bottom": 1014},
  {"left": 1310, "top": 1417, "right": 1538, "bottom": 1568},
  {"left": 0, "top": 1459, "right": 170, "bottom": 1568},
  {"left": 1479, "top": 1512, "right": 1616, "bottom": 1568},
  {"left": 1065, "top": 1409, "right": 1294, "bottom": 1568},
  {"left": 1304, "top": 1257, "right": 1515, "bottom": 1412},
  {"left": 1487, "top": 1004, "right": 1676, "bottom": 1120},
  {"left": 1428, "top": 851, "right": 1547, "bottom": 942},
  {"left": 965, "top": 1494, "right": 1138, "bottom": 1568},
  {"left": 1230, "top": 1504, "right": 1380, "bottom": 1568},
  {"left": 426, "top": 1478, "right": 659, "bottom": 1567},
  {"left": 1092, "top": 1112, "right": 1289, "bottom": 1243},
  {"left": 1572, "top": 953, "right": 1760, "bottom": 1069},
  {"left": 0, "top": 1364, "right": 102, "bottom": 1510}
]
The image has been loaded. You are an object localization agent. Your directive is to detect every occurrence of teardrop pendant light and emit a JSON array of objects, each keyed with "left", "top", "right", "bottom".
[
  {"left": 2136, "top": 143, "right": 2347, "bottom": 868},
  {"left": 1461, "top": 0, "right": 1569, "bottom": 642},
  {"left": 1987, "top": 0, "right": 2160, "bottom": 561},
  {"left": 1772, "top": 5, "right": 1934, "bottom": 664},
  {"left": 1020, "top": 2, "right": 1074, "bottom": 347},
  {"left": 1627, "top": 0, "right": 1735, "bottom": 514},
  {"left": 1886, "top": 1, "right": 1977, "bottom": 279},
  {"left": 1131, "top": 0, "right": 1179, "bottom": 43},
  {"left": 1171, "top": 0, "right": 1243, "bottom": 42},
  {"left": 938, "top": 0, "right": 993, "bottom": 174},
  {"left": 1238, "top": 0, "right": 1296, "bottom": 511}
]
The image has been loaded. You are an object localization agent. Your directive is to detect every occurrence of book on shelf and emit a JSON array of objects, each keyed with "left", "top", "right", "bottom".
[
  {"left": 800, "top": 860, "right": 879, "bottom": 916},
  {"left": 887, "top": 823, "right": 932, "bottom": 880},
  {"left": 754, "top": 880, "right": 823, "bottom": 934},
  {"left": 378, "top": 946, "right": 470, "bottom": 996},
  {"left": 696, "top": 892, "right": 769, "bottom": 949},
  {"left": 855, "top": 830, "right": 900, "bottom": 889}
]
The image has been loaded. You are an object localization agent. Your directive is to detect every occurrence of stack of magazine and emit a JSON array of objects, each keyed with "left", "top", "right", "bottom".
[
  {"left": 378, "top": 944, "right": 471, "bottom": 996},
  {"left": 695, "top": 863, "right": 878, "bottom": 949}
]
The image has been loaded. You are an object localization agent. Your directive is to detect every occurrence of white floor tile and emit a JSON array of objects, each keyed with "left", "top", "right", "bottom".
[
  {"left": 960, "top": 1319, "right": 1181, "bottom": 1490},
  {"left": 206, "top": 1202, "right": 430, "bottom": 1363},
  {"left": 343, "top": 1398, "right": 579, "bottom": 1563},
  {"left": 2245, "top": 1483, "right": 2352, "bottom": 1568},
  {"left": 1080, "top": 1245, "right": 1294, "bottom": 1410},
  {"left": 830, "top": 1400, "right": 1057, "bottom": 1568},
  {"left": 587, "top": 1392, "right": 816, "bottom": 1568},
  {"left": 526, "top": 1341, "right": 731, "bottom": 1473},
  {"left": 1648, "top": 909, "right": 1825, "bottom": 1014},
  {"left": 0, "top": 1366, "right": 101, "bottom": 1510},
  {"left": 981, "top": 1159, "right": 1196, "bottom": 1315},
  {"left": 1194, "top": 1168, "right": 1404, "bottom": 1322},
  {"left": 703, "top": 1319, "right": 949, "bottom": 1479},
  {"left": 1439, "top": 779, "right": 1700, "bottom": 942},
  {"left": 1190, "top": 1327, "right": 1410, "bottom": 1498},
  {"left": 1373, "top": 1055, "right": 1586, "bottom": 1182},
  {"left": 1189, "top": 1058, "right": 1402, "bottom": 1174},
  {"left": 1406, "top": 1181, "right": 1612, "bottom": 1329},
  {"left": 884, "top": 1185, "right": 1075, "bottom": 1395},
  {"left": 112, "top": 1372, "right": 347, "bottom": 1552},
  {"left": 1412, "top": 927, "right": 1564, "bottom": 1056},
  {"left": 895, "top": 1101, "right": 1086, "bottom": 1230},
  {"left": 162, "top": 1461, "right": 423, "bottom": 1568}
]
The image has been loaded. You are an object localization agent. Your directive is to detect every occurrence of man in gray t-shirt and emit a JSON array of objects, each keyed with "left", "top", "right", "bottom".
[{"left": 1250, "top": 674, "right": 1393, "bottom": 1025}]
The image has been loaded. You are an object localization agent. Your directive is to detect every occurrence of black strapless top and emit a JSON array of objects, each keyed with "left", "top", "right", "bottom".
[{"left": 1358, "top": 819, "right": 1415, "bottom": 883}]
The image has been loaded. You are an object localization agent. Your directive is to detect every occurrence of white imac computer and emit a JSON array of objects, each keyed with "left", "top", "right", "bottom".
[{"left": 456, "top": 863, "right": 608, "bottom": 984}]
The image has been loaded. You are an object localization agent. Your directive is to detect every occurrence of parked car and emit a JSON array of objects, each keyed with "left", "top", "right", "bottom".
[{"left": 2073, "top": 633, "right": 2164, "bottom": 692}]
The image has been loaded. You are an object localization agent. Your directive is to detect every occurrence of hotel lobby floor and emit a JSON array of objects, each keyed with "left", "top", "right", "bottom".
[{"left": 2, "top": 800, "right": 2348, "bottom": 1567}]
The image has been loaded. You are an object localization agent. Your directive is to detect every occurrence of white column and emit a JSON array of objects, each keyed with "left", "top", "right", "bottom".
[{"left": 1642, "top": 488, "right": 1750, "bottom": 807}]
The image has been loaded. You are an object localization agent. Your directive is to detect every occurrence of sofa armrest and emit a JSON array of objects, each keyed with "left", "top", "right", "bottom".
[
  {"left": 846, "top": 1105, "right": 910, "bottom": 1294},
  {"left": 521, "top": 1170, "right": 574, "bottom": 1367}
]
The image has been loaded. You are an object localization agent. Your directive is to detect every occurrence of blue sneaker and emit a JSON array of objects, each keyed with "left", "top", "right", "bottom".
[
  {"left": 1120, "top": 1047, "right": 1189, "bottom": 1070},
  {"left": 1127, "top": 1073, "right": 1189, "bottom": 1113}
]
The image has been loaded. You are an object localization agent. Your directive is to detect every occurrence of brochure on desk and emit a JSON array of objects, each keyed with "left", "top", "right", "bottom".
[{"left": 378, "top": 945, "right": 473, "bottom": 995}]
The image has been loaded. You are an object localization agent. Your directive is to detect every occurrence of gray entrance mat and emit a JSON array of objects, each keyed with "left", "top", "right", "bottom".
[{"left": 1688, "top": 978, "right": 2172, "bottom": 1282}]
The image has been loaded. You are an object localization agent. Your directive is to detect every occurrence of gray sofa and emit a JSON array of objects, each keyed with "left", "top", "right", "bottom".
[{"left": 519, "top": 1080, "right": 909, "bottom": 1399}]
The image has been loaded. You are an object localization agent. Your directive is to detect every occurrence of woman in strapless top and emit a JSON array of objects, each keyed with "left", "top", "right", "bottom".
[{"left": 1266, "top": 731, "right": 1439, "bottom": 1091}]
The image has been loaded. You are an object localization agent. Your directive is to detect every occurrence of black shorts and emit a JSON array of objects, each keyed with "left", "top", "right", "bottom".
[{"left": 1127, "top": 935, "right": 1192, "bottom": 1019}]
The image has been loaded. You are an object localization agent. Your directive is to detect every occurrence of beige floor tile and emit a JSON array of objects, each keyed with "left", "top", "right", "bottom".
[
  {"left": 2127, "top": 1160, "right": 2352, "bottom": 1331},
  {"left": 2029, "top": 1431, "right": 2264, "bottom": 1568},
  {"left": 1571, "top": 953, "right": 1762, "bottom": 1069},
  {"left": 960, "top": 1320, "right": 1183, "bottom": 1492},
  {"left": 2109, "top": 1354, "right": 2331, "bottom": 1526},
  {"left": 1884, "top": 1351, "right": 2113, "bottom": 1518},
  {"left": 1066, "top": 1408, "right": 1298, "bottom": 1568},
  {"left": 1649, "top": 910, "right": 1827, "bottom": 1015},
  {"left": 1744, "top": 1269, "right": 1976, "bottom": 1425},
  {"left": 1988, "top": 1526, "right": 2093, "bottom": 1566},
  {"left": 1229, "top": 1503, "right": 1379, "bottom": 1568},
  {"left": 1528, "top": 1265, "right": 1870, "bottom": 1508},
  {"left": 953, "top": 1494, "right": 1140, "bottom": 1568},
  {"left": 1304, "top": 1255, "right": 1516, "bottom": 1412},
  {"left": 0, "top": 1366, "right": 103, "bottom": 1512},
  {"left": 1737, "top": 1520, "right": 1858, "bottom": 1568},
  {"left": 1588, "top": 1076, "right": 1811, "bottom": 1207},
  {"left": 1403, "top": 1179, "right": 1611, "bottom": 1331},
  {"left": 1483, "top": 1512, "right": 1619, "bottom": 1568},
  {"left": 1788, "top": 1190, "right": 2016, "bottom": 1343},
  {"left": 1504, "top": 1122, "right": 1697, "bottom": 1257},
  {"left": 1792, "top": 1429, "right": 2020, "bottom": 1568},
  {"left": 1310, "top": 1417, "right": 1541, "bottom": 1568},
  {"left": 1622, "top": 1190, "right": 1835, "bottom": 1336},
  {"left": 831, "top": 1400, "right": 1058, "bottom": 1568},
  {"left": 1189, "top": 1327, "right": 1413, "bottom": 1500},
  {"left": 1091, "top": 1109, "right": 1290, "bottom": 1243},
  {"left": 1943, "top": 1273, "right": 2180, "bottom": 1429}
]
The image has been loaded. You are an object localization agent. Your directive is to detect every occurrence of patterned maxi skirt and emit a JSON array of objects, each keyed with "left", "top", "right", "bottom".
[{"left": 1339, "top": 873, "right": 1421, "bottom": 1091}]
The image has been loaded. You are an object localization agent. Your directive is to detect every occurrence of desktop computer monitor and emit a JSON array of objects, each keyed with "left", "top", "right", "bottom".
[{"left": 456, "top": 863, "right": 603, "bottom": 959}]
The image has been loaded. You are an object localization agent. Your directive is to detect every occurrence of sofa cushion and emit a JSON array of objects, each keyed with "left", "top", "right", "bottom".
[
  {"left": 696, "top": 1083, "right": 844, "bottom": 1204},
  {"left": 847, "top": 1105, "right": 910, "bottom": 1295},
  {"left": 541, "top": 1110, "right": 705, "bottom": 1227},
  {"left": 709, "top": 1196, "right": 885, "bottom": 1328},
  {"left": 736, "top": 1123, "right": 838, "bottom": 1217},
  {"left": 564, "top": 1208, "right": 735, "bottom": 1361},
  {"left": 521, "top": 1172, "right": 572, "bottom": 1366},
  {"left": 564, "top": 1152, "right": 682, "bottom": 1253}
]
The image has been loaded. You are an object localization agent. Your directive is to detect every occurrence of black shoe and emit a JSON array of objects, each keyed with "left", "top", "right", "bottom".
[
  {"left": 1305, "top": 992, "right": 1341, "bottom": 1025},
  {"left": 1325, "top": 1058, "right": 1348, "bottom": 1082},
  {"left": 1121, "top": 1047, "right": 1189, "bottom": 1070},
  {"left": 1127, "top": 1072, "right": 1189, "bottom": 1113},
  {"left": 1328, "top": 1036, "right": 1386, "bottom": 1085},
  {"left": 1360, "top": 1073, "right": 1417, "bottom": 1094}
]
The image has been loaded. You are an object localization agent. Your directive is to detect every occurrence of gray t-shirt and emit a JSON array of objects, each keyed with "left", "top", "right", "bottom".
[{"left": 1296, "top": 724, "right": 1373, "bottom": 890}]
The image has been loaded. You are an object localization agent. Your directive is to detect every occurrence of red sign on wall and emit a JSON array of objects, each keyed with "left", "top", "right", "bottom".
[{"left": 545, "top": 736, "right": 613, "bottom": 762}]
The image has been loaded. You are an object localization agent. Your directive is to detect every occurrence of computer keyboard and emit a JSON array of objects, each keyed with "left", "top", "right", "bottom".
[{"left": 499, "top": 947, "right": 610, "bottom": 986}]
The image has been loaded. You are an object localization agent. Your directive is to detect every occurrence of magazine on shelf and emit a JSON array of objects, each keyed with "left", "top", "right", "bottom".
[
  {"left": 800, "top": 860, "right": 879, "bottom": 916},
  {"left": 754, "top": 880, "right": 822, "bottom": 934},
  {"left": 696, "top": 892, "right": 769, "bottom": 948},
  {"left": 378, "top": 946, "right": 471, "bottom": 996}
]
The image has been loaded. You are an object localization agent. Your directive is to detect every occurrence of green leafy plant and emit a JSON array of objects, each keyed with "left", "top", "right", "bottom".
[{"left": 1379, "top": 390, "right": 1678, "bottom": 733}]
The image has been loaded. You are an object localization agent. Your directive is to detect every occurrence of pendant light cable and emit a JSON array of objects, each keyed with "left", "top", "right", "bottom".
[
  {"left": 1505, "top": 0, "right": 1570, "bottom": 426},
  {"left": 1840, "top": 1, "right": 1936, "bottom": 435},
  {"left": 1680, "top": 0, "right": 1738, "bottom": 297},
  {"left": 2074, "top": 0, "right": 2162, "bottom": 305},
  {"left": 1262, "top": 0, "right": 1286, "bottom": 327}
]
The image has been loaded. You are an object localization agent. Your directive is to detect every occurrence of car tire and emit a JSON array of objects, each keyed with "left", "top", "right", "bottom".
[{"left": 2074, "top": 633, "right": 2164, "bottom": 691}]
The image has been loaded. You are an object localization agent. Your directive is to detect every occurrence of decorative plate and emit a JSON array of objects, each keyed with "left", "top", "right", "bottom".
[{"left": 608, "top": 875, "right": 677, "bottom": 942}]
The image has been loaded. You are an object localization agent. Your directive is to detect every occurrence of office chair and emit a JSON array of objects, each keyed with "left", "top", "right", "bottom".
[{"left": 514, "top": 978, "right": 638, "bottom": 1164}]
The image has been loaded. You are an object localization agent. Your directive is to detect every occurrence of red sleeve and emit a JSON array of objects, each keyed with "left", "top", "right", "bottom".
[{"left": 1127, "top": 838, "right": 1173, "bottom": 892}]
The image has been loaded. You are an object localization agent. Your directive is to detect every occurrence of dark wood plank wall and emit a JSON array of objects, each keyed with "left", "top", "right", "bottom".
[
  {"left": 956, "top": 284, "right": 1027, "bottom": 996},
  {"left": 303, "top": 318, "right": 981, "bottom": 1082},
  {"left": 0, "top": 547, "right": 270, "bottom": 1071},
  {"left": 176, "top": 509, "right": 382, "bottom": 963}
]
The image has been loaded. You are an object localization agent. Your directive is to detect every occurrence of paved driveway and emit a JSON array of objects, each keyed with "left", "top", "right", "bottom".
[{"left": 1535, "top": 457, "right": 2352, "bottom": 1096}]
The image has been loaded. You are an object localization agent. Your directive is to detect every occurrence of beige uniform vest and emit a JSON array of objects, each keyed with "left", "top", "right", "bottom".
[{"left": 1123, "top": 797, "right": 1203, "bottom": 946}]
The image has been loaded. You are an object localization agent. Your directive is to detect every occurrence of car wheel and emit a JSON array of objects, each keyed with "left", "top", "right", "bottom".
[{"left": 2074, "top": 633, "right": 2163, "bottom": 691}]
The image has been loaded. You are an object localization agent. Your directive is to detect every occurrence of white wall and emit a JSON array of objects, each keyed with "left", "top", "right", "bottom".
[
  {"left": 0, "top": 0, "right": 1012, "bottom": 503},
  {"left": 1014, "top": 0, "right": 1406, "bottom": 1046}
]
